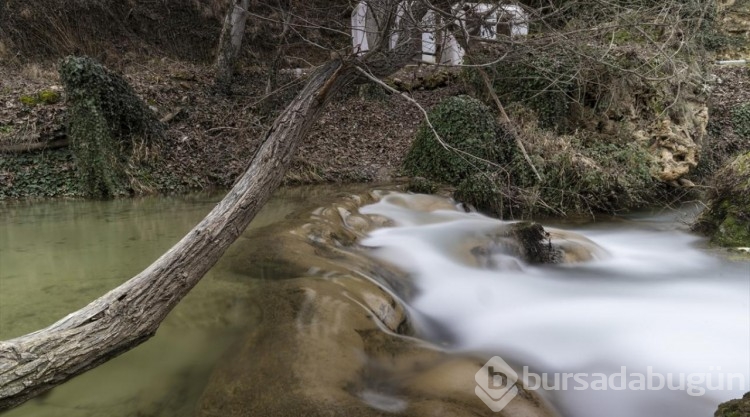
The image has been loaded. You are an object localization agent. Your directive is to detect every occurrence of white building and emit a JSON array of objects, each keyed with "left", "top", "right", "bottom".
[{"left": 351, "top": 2, "right": 529, "bottom": 65}]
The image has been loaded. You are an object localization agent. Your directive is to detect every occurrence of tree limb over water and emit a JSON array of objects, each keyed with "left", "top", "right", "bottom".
[{"left": 0, "top": 0, "right": 428, "bottom": 409}]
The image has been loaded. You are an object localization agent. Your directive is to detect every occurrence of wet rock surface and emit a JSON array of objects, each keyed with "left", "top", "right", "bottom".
[{"left": 197, "top": 190, "right": 561, "bottom": 417}]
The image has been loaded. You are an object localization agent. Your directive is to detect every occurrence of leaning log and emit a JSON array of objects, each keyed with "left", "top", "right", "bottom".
[{"left": 0, "top": 59, "right": 356, "bottom": 411}]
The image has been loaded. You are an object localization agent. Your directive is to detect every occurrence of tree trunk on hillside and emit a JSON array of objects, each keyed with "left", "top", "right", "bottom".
[
  {"left": 215, "top": 0, "right": 251, "bottom": 92},
  {"left": 0, "top": 59, "right": 357, "bottom": 412}
]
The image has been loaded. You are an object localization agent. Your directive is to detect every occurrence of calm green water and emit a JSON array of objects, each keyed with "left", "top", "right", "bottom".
[{"left": 0, "top": 188, "right": 319, "bottom": 417}]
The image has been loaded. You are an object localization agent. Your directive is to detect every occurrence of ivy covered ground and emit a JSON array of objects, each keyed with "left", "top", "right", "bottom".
[{"left": 0, "top": 61, "right": 459, "bottom": 199}]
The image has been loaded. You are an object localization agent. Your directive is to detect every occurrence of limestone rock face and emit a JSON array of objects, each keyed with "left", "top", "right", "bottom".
[
  {"left": 645, "top": 116, "right": 702, "bottom": 183},
  {"left": 720, "top": 1, "right": 750, "bottom": 35},
  {"left": 717, "top": 0, "right": 750, "bottom": 58}
]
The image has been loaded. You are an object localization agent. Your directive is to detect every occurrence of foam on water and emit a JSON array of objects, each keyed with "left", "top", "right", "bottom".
[{"left": 360, "top": 193, "right": 750, "bottom": 417}]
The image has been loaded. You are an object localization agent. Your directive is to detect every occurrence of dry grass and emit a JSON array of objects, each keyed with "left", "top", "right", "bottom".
[
  {"left": 1, "top": 0, "right": 226, "bottom": 63},
  {"left": 20, "top": 63, "right": 59, "bottom": 83}
]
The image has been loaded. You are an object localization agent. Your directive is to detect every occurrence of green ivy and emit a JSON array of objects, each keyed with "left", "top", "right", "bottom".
[
  {"left": 0, "top": 149, "right": 81, "bottom": 199},
  {"left": 731, "top": 103, "right": 750, "bottom": 140},
  {"left": 463, "top": 52, "right": 576, "bottom": 132},
  {"left": 59, "top": 56, "right": 163, "bottom": 198},
  {"left": 402, "top": 95, "right": 513, "bottom": 184}
]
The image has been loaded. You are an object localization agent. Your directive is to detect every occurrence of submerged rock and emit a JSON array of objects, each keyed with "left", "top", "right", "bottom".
[
  {"left": 363, "top": 192, "right": 606, "bottom": 268},
  {"left": 458, "top": 223, "right": 608, "bottom": 269},
  {"left": 197, "top": 190, "right": 557, "bottom": 417},
  {"left": 694, "top": 151, "right": 750, "bottom": 247},
  {"left": 197, "top": 275, "right": 555, "bottom": 417}
]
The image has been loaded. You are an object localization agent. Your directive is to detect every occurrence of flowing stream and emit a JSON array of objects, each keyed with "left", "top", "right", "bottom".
[
  {"left": 0, "top": 187, "right": 748, "bottom": 417},
  {"left": 359, "top": 194, "right": 750, "bottom": 417}
]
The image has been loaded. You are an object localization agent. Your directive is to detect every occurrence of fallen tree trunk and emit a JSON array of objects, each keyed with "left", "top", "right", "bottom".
[
  {"left": 0, "top": 59, "right": 356, "bottom": 411},
  {"left": 0, "top": 137, "right": 69, "bottom": 153},
  {"left": 0, "top": 108, "right": 183, "bottom": 155}
]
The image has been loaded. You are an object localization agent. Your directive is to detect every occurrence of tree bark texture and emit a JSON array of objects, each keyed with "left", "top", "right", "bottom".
[
  {"left": 0, "top": 59, "right": 356, "bottom": 412},
  {"left": 215, "top": 0, "right": 251, "bottom": 90}
]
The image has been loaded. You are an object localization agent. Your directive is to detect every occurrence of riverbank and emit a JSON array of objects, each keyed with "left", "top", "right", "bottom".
[
  {"left": 0, "top": 60, "right": 462, "bottom": 198},
  {"left": 1, "top": 0, "right": 749, "bottom": 218},
  {"left": 3, "top": 60, "right": 747, "bottom": 199}
]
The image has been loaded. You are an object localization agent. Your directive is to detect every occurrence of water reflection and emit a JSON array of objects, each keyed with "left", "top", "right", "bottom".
[{"left": 0, "top": 186, "right": 336, "bottom": 417}]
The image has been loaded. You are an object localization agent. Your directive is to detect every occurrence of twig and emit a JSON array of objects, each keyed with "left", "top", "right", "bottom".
[
  {"left": 353, "top": 65, "right": 507, "bottom": 173},
  {"left": 159, "top": 107, "right": 184, "bottom": 124},
  {"left": 477, "top": 68, "right": 542, "bottom": 182},
  {"left": 206, "top": 127, "right": 240, "bottom": 134}
]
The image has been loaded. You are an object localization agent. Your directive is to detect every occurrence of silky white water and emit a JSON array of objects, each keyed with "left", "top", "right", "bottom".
[{"left": 360, "top": 193, "right": 750, "bottom": 417}]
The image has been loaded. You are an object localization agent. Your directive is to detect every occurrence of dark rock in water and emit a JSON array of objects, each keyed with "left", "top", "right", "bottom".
[
  {"left": 466, "top": 223, "right": 607, "bottom": 269},
  {"left": 473, "top": 222, "right": 562, "bottom": 265},
  {"left": 507, "top": 222, "right": 561, "bottom": 264},
  {"left": 715, "top": 391, "right": 750, "bottom": 417}
]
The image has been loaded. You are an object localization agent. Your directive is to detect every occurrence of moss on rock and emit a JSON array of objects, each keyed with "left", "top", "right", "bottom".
[
  {"left": 695, "top": 151, "right": 750, "bottom": 247},
  {"left": 37, "top": 89, "right": 61, "bottom": 104},
  {"left": 715, "top": 391, "right": 750, "bottom": 417},
  {"left": 402, "top": 95, "right": 662, "bottom": 218},
  {"left": 455, "top": 120, "right": 660, "bottom": 218},
  {"left": 406, "top": 177, "right": 439, "bottom": 194},
  {"left": 731, "top": 102, "right": 750, "bottom": 140},
  {"left": 521, "top": 136, "right": 660, "bottom": 215},
  {"left": 19, "top": 95, "right": 38, "bottom": 107},
  {"left": 59, "top": 56, "right": 163, "bottom": 198},
  {"left": 18, "top": 89, "right": 61, "bottom": 107}
]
